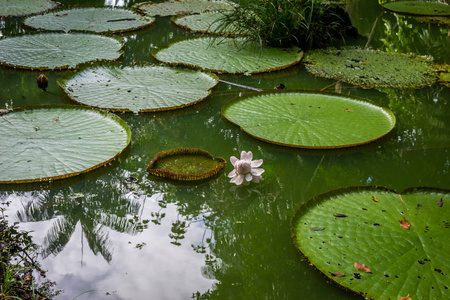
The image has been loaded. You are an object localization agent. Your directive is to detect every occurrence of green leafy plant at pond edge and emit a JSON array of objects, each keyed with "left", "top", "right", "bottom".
[
  {"left": 0, "top": 206, "right": 60, "bottom": 299},
  {"left": 215, "top": 0, "right": 357, "bottom": 48}
]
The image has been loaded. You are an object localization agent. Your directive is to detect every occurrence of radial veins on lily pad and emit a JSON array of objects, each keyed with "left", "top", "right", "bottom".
[
  {"left": 291, "top": 186, "right": 450, "bottom": 300},
  {"left": 152, "top": 37, "right": 303, "bottom": 74},
  {"left": 0, "top": 105, "right": 131, "bottom": 184},
  {"left": 146, "top": 148, "right": 226, "bottom": 182},
  {"left": 58, "top": 64, "right": 218, "bottom": 113},
  {"left": 0, "top": 0, "right": 58, "bottom": 17},
  {"left": 0, "top": 33, "right": 124, "bottom": 70},
  {"left": 134, "top": 0, "right": 235, "bottom": 17},
  {"left": 23, "top": 7, "right": 155, "bottom": 33},
  {"left": 222, "top": 91, "right": 396, "bottom": 149},
  {"left": 303, "top": 48, "right": 437, "bottom": 89}
]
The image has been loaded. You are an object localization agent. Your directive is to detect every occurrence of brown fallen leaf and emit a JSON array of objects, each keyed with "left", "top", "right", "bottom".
[
  {"left": 344, "top": 109, "right": 353, "bottom": 112},
  {"left": 399, "top": 294, "right": 412, "bottom": 300},
  {"left": 437, "top": 198, "right": 443, "bottom": 207},
  {"left": 372, "top": 195, "right": 378, "bottom": 202},
  {"left": 400, "top": 217, "right": 410, "bottom": 230},
  {"left": 309, "top": 227, "right": 325, "bottom": 231},
  {"left": 331, "top": 272, "right": 345, "bottom": 277},
  {"left": 354, "top": 262, "right": 371, "bottom": 273},
  {"left": 334, "top": 213, "right": 347, "bottom": 217},
  {"left": 53, "top": 117, "right": 59, "bottom": 122}
]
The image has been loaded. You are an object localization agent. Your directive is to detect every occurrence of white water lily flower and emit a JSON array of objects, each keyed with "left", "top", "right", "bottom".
[{"left": 228, "top": 151, "right": 264, "bottom": 185}]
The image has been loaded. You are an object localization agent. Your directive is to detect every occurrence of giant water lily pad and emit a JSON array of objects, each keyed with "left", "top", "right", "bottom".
[
  {"left": 437, "top": 64, "right": 450, "bottom": 88},
  {"left": 152, "top": 37, "right": 303, "bottom": 74},
  {"left": 146, "top": 148, "right": 226, "bottom": 181},
  {"left": 291, "top": 186, "right": 450, "bottom": 300},
  {"left": 58, "top": 65, "right": 218, "bottom": 113},
  {"left": 303, "top": 48, "right": 436, "bottom": 89},
  {"left": 221, "top": 91, "right": 396, "bottom": 149},
  {"left": 172, "top": 12, "right": 247, "bottom": 35},
  {"left": 23, "top": 8, "right": 155, "bottom": 33},
  {"left": 0, "top": 0, "right": 58, "bottom": 17},
  {"left": 0, "top": 33, "right": 123, "bottom": 70},
  {"left": 381, "top": 1, "right": 450, "bottom": 16},
  {"left": 134, "top": 0, "right": 235, "bottom": 17},
  {"left": 0, "top": 105, "right": 131, "bottom": 184}
]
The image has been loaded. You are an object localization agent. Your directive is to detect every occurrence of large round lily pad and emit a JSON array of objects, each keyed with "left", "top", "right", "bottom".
[
  {"left": 146, "top": 148, "right": 226, "bottom": 181},
  {"left": 303, "top": 48, "right": 436, "bottom": 89},
  {"left": 58, "top": 65, "right": 218, "bottom": 113},
  {"left": 291, "top": 186, "right": 450, "bottom": 300},
  {"left": 152, "top": 37, "right": 303, "bottom": 74},
  {"left": 0, "top": 105, "right": 131, "bottom": 184},
  {"left": 0, "top": 33, "right": 124, "bottom": 70},
  {"left": 0, "top": 0, "right": 58, "bottom": 17},
  {"left": 381, "top": 1, "right": 450, "bottom": 16},
  {"left": 172, "top": 12, "right": 247, "bottom": 35},
  {"left": 221, "top": 91, "right": 396, "bottom": 149},
  {"left": 23, "top": 8, "right": 155, "bottom": 33},
  {"left": 134, "top": 0, "right": 235, "bottom": 17}
]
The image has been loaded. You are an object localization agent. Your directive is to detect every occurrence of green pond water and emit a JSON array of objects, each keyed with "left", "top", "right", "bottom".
[{"left": 1, "top": 0, "right": 449, "bottom": 299}]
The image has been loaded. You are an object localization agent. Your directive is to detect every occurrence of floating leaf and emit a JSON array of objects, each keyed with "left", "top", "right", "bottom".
[
  {"left": 146, "top": 148, "right": 226, "bottom": 182},
  {"left": 0, "top": 33, "right": 123, "bottom": 70},
  {"left": 291, "top": 186, "right": 450, "bottom": 299},
  {"left": 354, "top": 262, "right": 371, "bottom": 273},
  {"left": 222, "top": 91, "right": 396, "bottom": 149},
  {"left": 0, "top": 105, "right": 131, "bottom": 184},
  {"left": 58, "top": 65, "right": 218, "bottom": 113},
  {"left": 0, "top": 0, "right": 58, "bottom": 17},
  {"left": 152, "top": 37, "right": 303, "bottom": 74},
  {"left": 134, "top": 0, "right": 235, "bottom": 17},
  {"left": 24, "top": 7, "right": 155, "bottom": 33},
  {"left": 303, "top": 48, "right": 436, "bottom": 89},
  {"left": 172, "top": 11, "right": 247, "bottom": 35},
  {"left": 400, "top": 217, "right": 411, "bottom": 230},
  {"left": 381, "top": 1, "right": 450, "bottom": 16}
]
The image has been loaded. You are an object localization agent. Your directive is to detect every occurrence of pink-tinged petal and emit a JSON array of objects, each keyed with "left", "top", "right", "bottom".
[
  {"left": 240, "top": 151, "right": 252, "bottom": 162},
  {"left": 228, "top": 169, "right": 237, "bottom": 178},
  {"left": 230, "top": 156, "right": 238, "bottom": 166},
  {"left": 250, "top": 168, "right": 264, "bottom": 176},
  {"left": 251, "top": 175, "right": 261, "bottom": 183},
  {"left": 231, "top": 174, "right": 245, "bottom": 185},
  {"left": 245, "top": 173, "right": 253, "bottom": 182},
  {"left": 250, "top": 159, "right": 263, "bottom": 168}
]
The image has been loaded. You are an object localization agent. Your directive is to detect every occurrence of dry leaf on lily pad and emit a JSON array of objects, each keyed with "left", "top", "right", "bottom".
[
  {"left": 438, "top": 198, "right": 443, "bottom": 207},
  {"left": 354, "top": 262, "right": 371, "bottom": 273},
  {"left": 291, "top": 186, "right": 450, "bottom": 300},
  {"left": 399, "top": 295, "right": 412, "bottom": 300},
  {"left": 400, "top": 217, "right": 410, "bottom": 230}
]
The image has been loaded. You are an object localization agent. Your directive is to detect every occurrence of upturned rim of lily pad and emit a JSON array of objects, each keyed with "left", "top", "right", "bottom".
[
  {"left": 23, "top": 7, "right": 156, "bottom": 34},
  {"left": 146, "top": 148, "right": 226, "bottom": 181},
  {"left": 290, "top": 185, "right": 450, "bottom": 299}
]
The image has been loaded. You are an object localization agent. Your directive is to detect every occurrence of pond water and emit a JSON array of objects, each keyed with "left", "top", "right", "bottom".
[{"left": 1, "top": 0, "right": 449, "bottom": 299}]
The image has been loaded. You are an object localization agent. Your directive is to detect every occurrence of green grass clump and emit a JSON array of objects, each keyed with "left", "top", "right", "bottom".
[{"left": 217, "top": 0, "right": 356, "bottom": 49}]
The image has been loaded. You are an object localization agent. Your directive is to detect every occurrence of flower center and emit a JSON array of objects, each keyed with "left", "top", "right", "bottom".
[{"left": 235, "top": 160, "right": 251, "bottom": 174}]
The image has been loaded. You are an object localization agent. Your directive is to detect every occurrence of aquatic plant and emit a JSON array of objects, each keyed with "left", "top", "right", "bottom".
[
  {"left": 215, "top": 0, "right": 356, "bottom": 48},
  {"left": 228, "top": 151, "right": 264, "bottom": 185}
]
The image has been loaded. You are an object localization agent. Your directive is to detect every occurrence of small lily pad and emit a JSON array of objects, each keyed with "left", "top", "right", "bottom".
[
  {"left": 381, "top": 1, "right": 450, "bottom": 16},
  {"left": 24, "top": 7, "right": 155, "bottom": 33},
  {"left": 0, "top": 0, "right": 58, "bottom": 17},
  {"left": 0, "top": 33, "right": 124, "bottom": 70},
  {"left": 58, "top": 64, "right": 218, "bottom": 113},
  {"left": 134, "top": 0, "right": 235, "bottom": 17},
  {"left": 221, "top": 91, "right": 396, "bottom": 149},
  {"left": 152, "top": 37, "right": 303, "bottom": 74},
  {"left": 291, "top": 186, "right": 450, "bottom": 300},
  {"left": 146, "top": 148, "right": 226, "bottom": 181},
  {"left": 0, "top": 105, "right": 131, "bottom": 184},
  {"left": 303, "top": 48, "right": 436, "bottom": 89},
  {"left": 436, "top": 64, "right": 450, "bottom": 88},
  {"left": 172, "top": 11, "right": 247, "bottom": 35}
]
